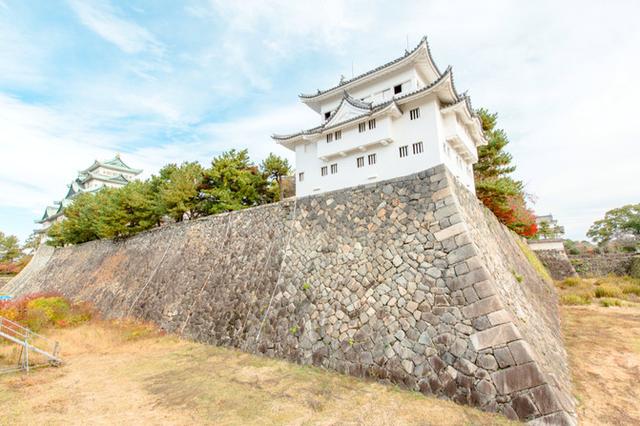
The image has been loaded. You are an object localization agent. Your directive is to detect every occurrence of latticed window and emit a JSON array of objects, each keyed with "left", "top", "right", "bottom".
[
  {"left": 321, "top": 166, "right": 328, "bottom": 176},
  {"left": 359, "top": 122, "right": 366, "bottom": 133},
  {"left": 368, "top": 118, "right": 376, "bottom": 130},
  {"left": 368, "top": 153, "right": 376, "bottom": 165},
  {"left": 298, "top": 172, "right": 304, "bottom": 182},
  {"left": 326, "top": 133, "right": 333, "bottom": 143},
  {"left": 399, "top": 145, "right": 408, "bottom": 158},
  {"left": 330, "top": 163, "right": 338, "bottom": 174},
  {"left": 356, "top": 156, "right": 364, "bottom": 168},
  {"left": 413, "top": 141, "right": 423, "bottom": 154},
  {"left": 335, "top": 130, "right": 342, "bottom": 140},
  {"left": 410, "top": 108, "right": 420, "bottom": 120}
]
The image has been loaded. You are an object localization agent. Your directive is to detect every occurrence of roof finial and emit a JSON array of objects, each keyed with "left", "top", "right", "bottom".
[
  {"left": 339, "top": 74, "right": 346, "bottom": 84},
  {"left": 115, "top": 152, "right": 121, "bottom": 159}
]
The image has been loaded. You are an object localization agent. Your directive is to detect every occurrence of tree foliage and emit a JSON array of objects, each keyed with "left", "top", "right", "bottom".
[
  {"left": 473, "top": 109, "right": 537, "bottom": 237},
  {"left": 587, "top": 204, "right": 640, "bottom": 247},
  {"left": 47, "top": 150, "right": 291, "bottom": 247},
  {"left": 261, "top": 153, "right": 291, "bottom": 201},
  {"left": 0, "top": 231, "right": 22, "bottom": 263},
  {"left": 200, "top": 149, "right": 272, "bottom": 214}
]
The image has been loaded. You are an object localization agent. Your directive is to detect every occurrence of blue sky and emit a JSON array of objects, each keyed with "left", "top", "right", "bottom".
[{"left": 1, "top": 0, "right": 639, "bottom": 243}]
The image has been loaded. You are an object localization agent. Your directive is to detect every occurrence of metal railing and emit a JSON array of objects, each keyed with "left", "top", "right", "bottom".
[{"left": 0, "top": 316, "right": 62, "bottom": 374}]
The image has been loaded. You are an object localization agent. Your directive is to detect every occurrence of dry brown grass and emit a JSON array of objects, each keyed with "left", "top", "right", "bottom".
[
  {"left": 561, "top": 305, "right": 640, "bottom": 425},
  {"left": 0, "top": 320, "right": 514, "bottom": 426},
  {"left": 556, "top": 276, "right": 640, "bottom": 307}
]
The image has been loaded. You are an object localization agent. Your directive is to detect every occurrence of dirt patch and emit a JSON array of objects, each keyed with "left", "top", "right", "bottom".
[{"left": 562, "top": 305, "right": 640, "bottom": 425}]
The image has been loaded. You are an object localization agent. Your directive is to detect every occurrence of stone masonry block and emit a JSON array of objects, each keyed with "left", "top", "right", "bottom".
[
  {"left": 473, "top": 280, "right": 495, "bottom": 298},
  {"left": 434, "top": 222, "right": 466, "bottom": 242},
  {"left": 487, "top": 309, "right": 513, "bottom": 326},
  {"left": 446, "top": 244, "right": 477, "bottom": 265},
  {"left": 491, "top": 362, "right": 545, "bottom": 395},
  {"left": 431, "top": 187, "right": 451, "bottom": 202},
  {"left": 449, "top": 268, "right": 490, "bottom": 291},
  {"left": 508, "top": 340, "right": 535, "bottom": 365},
  {"left": 470, "top": 323, "right": 522, "bottom": 351},
  {"left": 462, "top": 295, "right": 503, "bottom": 319},
  {"left": 530, "top": 384, "right": 563, "bottom": 415}
]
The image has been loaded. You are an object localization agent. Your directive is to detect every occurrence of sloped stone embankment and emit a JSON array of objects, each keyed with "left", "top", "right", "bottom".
[{"left": 4, "top": 165, "right": 576, "bottom": 424}]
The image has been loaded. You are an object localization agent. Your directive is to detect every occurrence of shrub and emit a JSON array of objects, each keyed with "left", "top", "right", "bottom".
[
  {"left": 630, "top": 257, "right": 640, "bottom": 279},
  {"left": 621, "top": 284, "right": 640, "bottom": 296},
  {"left": 600, "top": 298, "right": 622, "bottom": 307},
  {"left": 0, "top": 292, "right": 93, "bottom": 332},
  {"left": 560, "top": 294, "right": 591, "bottom": 305},
  {"left": 560, "top": 277, "right": 581, "bottom": 288},
  {"left": 594, "top": 284, "right": 622, "bottom": 299}
]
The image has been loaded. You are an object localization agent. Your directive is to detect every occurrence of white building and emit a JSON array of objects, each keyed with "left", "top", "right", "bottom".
[
  {"left": 36, "top": 154, "right": 142, "bottom": 234},
  {"left": 273, "top": 37, "right": 487, "bottom": 197}
]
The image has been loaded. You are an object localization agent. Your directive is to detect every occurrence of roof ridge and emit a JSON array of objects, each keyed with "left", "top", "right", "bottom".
[{"left": 299, "top": 36, "right": 438, "bottom": 100}]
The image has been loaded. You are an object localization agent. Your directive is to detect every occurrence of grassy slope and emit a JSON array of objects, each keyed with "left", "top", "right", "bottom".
[{"left": 0, "top": 321, "right": 514, "bottom": 426}]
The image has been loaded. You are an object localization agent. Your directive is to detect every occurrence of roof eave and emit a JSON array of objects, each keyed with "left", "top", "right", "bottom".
[{"left": 299, "top": 36, "right": 442, "bottom": 105}]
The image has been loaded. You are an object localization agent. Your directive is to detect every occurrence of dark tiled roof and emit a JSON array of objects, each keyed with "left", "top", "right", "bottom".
[
  {"left": 299, "top": 36, "right": 440, "bottom": 100},
  {"left": 274, "top": 69, "right": 456, "bottom": 142}
]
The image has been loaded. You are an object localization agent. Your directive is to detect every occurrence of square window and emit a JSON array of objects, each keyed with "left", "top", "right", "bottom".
[
  {"left": 330, "top": 163, "right": 338, "bottom": 174},
  {"left": 321, "top": 166, "right": 328, "bottom": 176},
  {"left": 410, "top": 108, "right": 420, "bottom": 120},
  {"left": 324, "top": 111, "right": 331, "bottom": 120},
  {"left": 399, "top": 146, "right": 408, "bottom": 158},
  {"left": 368, "top": 153, "right": 376, "bottom": 165},
  {"left": 359, "top": 122, "right": 366, "bottom": 133},
  {"left": 368, "top": 118, "right": 376, "bottom": 130},
  {"left": 356, "top": 156, "right": 364, "bottom": 168},
  {"left": 298, "top": 172, "right": 304, "bottom": 182},
  {"left": 393, "top": 84, "right": 402, "bottom": 94},
  {"left": 412, "top": 141, "right": 423, "bottom": 154},
  {"left": 335, "top": 130, "right": 342, "bottom": 140}
]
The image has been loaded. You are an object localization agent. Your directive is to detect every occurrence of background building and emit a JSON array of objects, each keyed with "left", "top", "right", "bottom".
[
  {"left": 35, "top": 155, "right": 142, "bottom": 234},
  {"left": 273, "top": 37, "right": 486, "bottom": 197}
]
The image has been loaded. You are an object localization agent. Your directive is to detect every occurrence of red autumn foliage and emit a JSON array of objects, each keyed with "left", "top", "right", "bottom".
[{"left": 479, "top": 193, "right": 538, "bottom": 238}]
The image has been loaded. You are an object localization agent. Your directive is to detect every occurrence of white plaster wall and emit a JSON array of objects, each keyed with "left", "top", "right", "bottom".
[
  {"left": 295, "top": 98, "right": 459, "bottom": 197},
  {"left": 528, "top": 240, "right": 565, "bottom": 251}
]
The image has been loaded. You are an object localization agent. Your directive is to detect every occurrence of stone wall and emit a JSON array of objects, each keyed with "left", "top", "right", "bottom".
[
  {"left": 569, "top": 253, "right": 637, "bottom": 277},
  {"left": 4, "top": 165, "right": 575, "bottom": 425},
  {"left": 532, "top": 249, "right": 577, "bottom": 281}
]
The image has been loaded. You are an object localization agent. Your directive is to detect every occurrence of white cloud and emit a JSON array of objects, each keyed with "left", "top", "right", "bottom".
[{"left": 67, "top": 0, "right": 163, "bottom": 55}]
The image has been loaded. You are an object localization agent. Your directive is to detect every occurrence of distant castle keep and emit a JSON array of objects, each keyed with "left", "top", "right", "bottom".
[
  {"left": 274, "top": 37, "right": 486, "bottom": 197},
  {"left": 36, "top": 154, "right": 142, "bottom": 235}
]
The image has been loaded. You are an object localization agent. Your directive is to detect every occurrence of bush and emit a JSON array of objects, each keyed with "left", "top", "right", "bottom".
[
  {"left": 0, "top": 292, "right": 93, "bottom": 332},
  {"left": 621, "top": 284, "right": 640, "bottom": 296},
  {"left": 594, "top": 284, "right": 622, "bottom": 299},
  {"left": 560, "top": 294, "right": 591, "bottom": 305},
  {"left": 600, "top": 298, "right": 622, "bottom": 307},
  {"left": 630, "top": 257, "right": 640, "bottom": 279},
  {"left": 560, "top": 277, "right": 581, "bottom": 288}
]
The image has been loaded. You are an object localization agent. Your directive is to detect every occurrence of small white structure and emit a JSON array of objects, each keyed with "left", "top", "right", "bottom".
[
  {"left": 273, "top": 37, "right": 487, "bottom": 197},
  {"left": 36, "top": 154, "right": 142, "bottom": 234}
]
